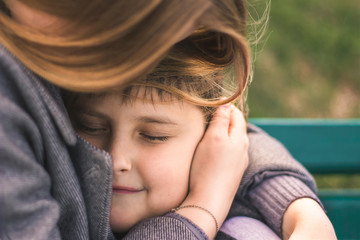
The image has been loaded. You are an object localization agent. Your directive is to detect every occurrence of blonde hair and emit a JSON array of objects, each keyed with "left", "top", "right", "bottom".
[{"left": 0, "top": 0, "right": 250, "bottom": 108}]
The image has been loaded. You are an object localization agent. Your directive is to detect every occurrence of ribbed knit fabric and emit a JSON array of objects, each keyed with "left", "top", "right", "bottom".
[
  {"left": 248, "top": 175, "right": 321, "bottom": 237},
  {"left": 124, "top": 213, "right": 208, "bottom": 239},
  {"left": 0, "top": 45, "right": 85, "bottom": 240},
  {"left": 226, "top": 124, "right": 322, "bottom": 238}
]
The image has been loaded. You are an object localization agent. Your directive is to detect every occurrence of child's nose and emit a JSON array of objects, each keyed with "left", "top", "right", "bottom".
[{"left": 109, "top": 141, "right": 132, "bottom": 173}]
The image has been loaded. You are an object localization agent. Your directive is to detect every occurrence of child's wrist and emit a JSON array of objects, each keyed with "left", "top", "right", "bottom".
[
  {"left": 172, "top": 204, "right": 218, "bottom": 239},
  {"left": 175, "top": 192, "right": 232, "bottom": 239},
  {"left": 171, "top": 204, "right": 219, "bottom": 233}
]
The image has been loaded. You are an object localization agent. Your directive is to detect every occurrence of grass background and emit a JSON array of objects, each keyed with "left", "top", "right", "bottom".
[
  {"left": 247, "top": 0, "right": 359, "bottom": 118},
  {"left": 246, "top": 0, "right": 360, "bottom": 188}
]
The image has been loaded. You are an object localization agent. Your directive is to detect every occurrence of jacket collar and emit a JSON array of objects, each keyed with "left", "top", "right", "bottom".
[
  {"left": 1, "top": 43, "right": 76, "bottom": 145},
  {"left": 32, "top": 77, "right": 77, "bottom": 146}
]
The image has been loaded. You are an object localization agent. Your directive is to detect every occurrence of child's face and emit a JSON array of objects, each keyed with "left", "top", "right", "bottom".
[{"left": 70, "top": 90, "right": 206, "bottom": 233}]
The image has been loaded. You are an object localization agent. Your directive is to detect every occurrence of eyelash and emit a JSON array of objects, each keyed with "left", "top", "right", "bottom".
[
  {"left": 140, "top": 133, "right": 169, "bottom": 142},
  {"left": 76, "top": 123, "right": 109, "bottom": 135},
  {"left": 74, "top": 118, "right": 169, "bottom": 142}
]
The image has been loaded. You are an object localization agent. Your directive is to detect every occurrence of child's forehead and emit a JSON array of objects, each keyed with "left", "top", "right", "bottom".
[{"left": 72, "top": 85, "right": 214, "bottom": 123}]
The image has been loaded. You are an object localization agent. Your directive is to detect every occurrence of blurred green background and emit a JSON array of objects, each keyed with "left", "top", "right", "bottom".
[
  {"left": 247, "top": 0, "right": 360, "bottom": 118},
  {"left": 246, "top": 0, "right": 360, "bottom": 188}
]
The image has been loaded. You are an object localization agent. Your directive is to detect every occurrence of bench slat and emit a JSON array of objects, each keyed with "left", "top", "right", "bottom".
[
  {"left": 250, "top": 119, "right": 360, "bottom": 174},
  {"left": 319, "top": 189, "right": 360, "bottom": 239}
]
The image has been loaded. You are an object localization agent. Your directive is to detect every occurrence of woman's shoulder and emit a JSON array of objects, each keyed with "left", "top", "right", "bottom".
[
  {"left": 0, "top": 44, "right": 24, "bottom": 81},
  {"left": 0, "top": 43, "right": 77, "bottom": 145},
  {"left": 0, "top": 43, "right": 34, "bottom": 93}
]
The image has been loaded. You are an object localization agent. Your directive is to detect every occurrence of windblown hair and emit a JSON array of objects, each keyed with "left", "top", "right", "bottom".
[{"left": 0, "top": 0, "right": 251, "bottom": 108}]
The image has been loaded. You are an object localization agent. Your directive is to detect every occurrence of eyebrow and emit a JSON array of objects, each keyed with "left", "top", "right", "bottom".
[
  {"left": 76, "top": 109, "right": 179, "bottom": 126},
  {"left": 135, "top": 116, "right": 179, "bottom": 125}
]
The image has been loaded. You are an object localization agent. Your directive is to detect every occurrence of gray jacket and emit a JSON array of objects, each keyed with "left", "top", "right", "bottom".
[{"left": 0, "top": 44, "right": 319, "bottom": 239}]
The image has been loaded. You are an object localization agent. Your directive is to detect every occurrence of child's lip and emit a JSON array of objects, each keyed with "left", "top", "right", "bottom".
[{"left": 112, "top": 185, "right": 144, "bottom": 194}]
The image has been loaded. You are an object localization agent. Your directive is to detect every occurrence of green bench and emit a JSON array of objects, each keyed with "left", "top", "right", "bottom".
[{"left": 250, "top": 119, "right": 360, "bottom": 240}]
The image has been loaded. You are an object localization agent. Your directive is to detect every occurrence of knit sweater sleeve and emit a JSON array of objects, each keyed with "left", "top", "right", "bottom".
[
  {"left": 227, "top": 124, "right": 322, "bottom": 237},
  {"left": 240, "top": 124, "right": 318, "bottom": 193},
  {"left": 0, "top": 54, "right": 62, "bottom": 239},
  {"left": 122, "top": 213, "right": 208, "bottom": 239},
  {"left": 248, "top": 175, "right": 320, "bottom": 236}
]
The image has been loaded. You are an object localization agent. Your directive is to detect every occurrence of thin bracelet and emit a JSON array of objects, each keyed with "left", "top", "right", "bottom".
[{"left": 171, "top": 205, "right": 219, "bottom": 233}]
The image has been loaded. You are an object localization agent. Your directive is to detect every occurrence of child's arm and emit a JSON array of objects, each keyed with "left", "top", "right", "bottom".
[{"left": 282, "top": 197, "right": 336, "bottom": 240}]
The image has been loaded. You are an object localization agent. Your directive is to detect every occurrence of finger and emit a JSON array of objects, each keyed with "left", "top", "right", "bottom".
[
  {"left": 228, "top": 105, "right": 247, "bottom": 137},
  {"left": 206, "top": 103, "right": 231, "bottom": 134}
]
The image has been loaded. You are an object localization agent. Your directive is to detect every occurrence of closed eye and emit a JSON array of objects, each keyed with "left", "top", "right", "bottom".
[
  {"left": 139, "top": 133, "right": 169, "bottom": 142},
  {"left": 76, "top": 122, "right": 109, "bottom": 136}
]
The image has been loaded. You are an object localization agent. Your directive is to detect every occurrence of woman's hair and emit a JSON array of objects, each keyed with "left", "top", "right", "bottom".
[{"left": 0, "top": 0, "right": 251, "bottom": 109}]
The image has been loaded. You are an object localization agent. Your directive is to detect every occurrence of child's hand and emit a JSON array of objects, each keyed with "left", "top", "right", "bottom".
[
  {"left": 282, "top": 197, "right": 337, "bottom": 240},
  {"left": 174, "top": 104, "right": 249, "bottom": 238}
]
